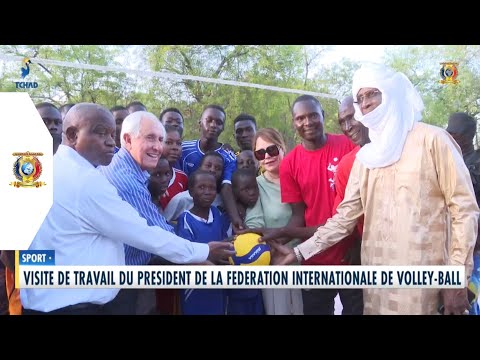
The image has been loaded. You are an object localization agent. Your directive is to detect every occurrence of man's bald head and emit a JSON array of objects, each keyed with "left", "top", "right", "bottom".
[
  {"left": 339, "top": 96, "right": 354, "bottom": 112},
  {"left": 63, "top": 103, "right": 112, "bottom": 131},
  {"left": 338, "top": 96, "right": 355, "bottom": 121},
  {"left": 338, "top": 95, "right": 369, "bottom": 147},
  {"left": 63, "top": 103, "right": 116, "bottom": 167}
]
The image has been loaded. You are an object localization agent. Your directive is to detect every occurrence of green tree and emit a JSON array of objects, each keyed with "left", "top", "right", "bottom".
[
  {"left": 309, "top": 59, "right": 361, "bottom": 134},
  {"left": 0, "top": 45, "right": 132, "bottom": 108},
  {"left": 385, "top": 45, "right": 480, "bottom": 129},
  {"left": 145, "top": 45, "right": 337, "bottom": 150}
]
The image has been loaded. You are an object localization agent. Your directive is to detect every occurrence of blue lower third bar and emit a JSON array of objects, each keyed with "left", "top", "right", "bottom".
[{"left": 19, "top": 250, "right": 55, "bottom": 266}]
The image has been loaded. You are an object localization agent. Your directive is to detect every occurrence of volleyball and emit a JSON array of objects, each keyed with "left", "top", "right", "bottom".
[{"left": 229, "top": 232, "right": 271, "bottom": 266}]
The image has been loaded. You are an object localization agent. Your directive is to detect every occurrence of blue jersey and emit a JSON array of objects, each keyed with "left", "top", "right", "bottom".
[
  {"left": 177, "top": 206, "right": 230, "bottom": 246},
  {"left": 180, "top": 140, "right": 237, "bottom": 185},
  {"left": 177, "top": 206, "right": 230, "bottom": 315}
]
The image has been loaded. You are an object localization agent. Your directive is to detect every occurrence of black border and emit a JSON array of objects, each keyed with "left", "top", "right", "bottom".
[{"left": 0, "top": 10, "right": 478, "bottom": 45}]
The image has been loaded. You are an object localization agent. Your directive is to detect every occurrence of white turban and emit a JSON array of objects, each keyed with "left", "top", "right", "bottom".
[{"left": 352, "top": 63, "right": 424, "bottom": 169}]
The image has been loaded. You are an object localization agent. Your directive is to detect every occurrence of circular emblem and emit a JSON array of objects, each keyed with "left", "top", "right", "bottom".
[
  {"left": 21, "top": 162, "right": 34, "bottom": 175},
  {"left": 13, "top": 155, "right": 43, "bottom": 183},
  {"left": 439, "top": 63, "right": 459, "bottom": 84}
]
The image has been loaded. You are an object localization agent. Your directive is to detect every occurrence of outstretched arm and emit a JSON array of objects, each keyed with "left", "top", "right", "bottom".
[
  {"left": 261, "top": 202, "right": 310, "bottom": 244},
  {"left": 81, "top": 175, "right": 234, "bottom": 265},
  {"left": 221, "top": 184, "right": 244, "bottom": 233},
  {"left": 295, "top": 161, "right": 364, "bottom": 261}
]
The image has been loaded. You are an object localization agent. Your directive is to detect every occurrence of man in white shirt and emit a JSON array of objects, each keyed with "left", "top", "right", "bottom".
[{"left": 20, "top": 103, "right": 234, "bottom": 315}]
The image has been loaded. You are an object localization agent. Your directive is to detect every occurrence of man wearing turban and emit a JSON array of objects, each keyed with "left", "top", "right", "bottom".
[{"left": 271, "top": 63, "right": 479, "bottom": 315}]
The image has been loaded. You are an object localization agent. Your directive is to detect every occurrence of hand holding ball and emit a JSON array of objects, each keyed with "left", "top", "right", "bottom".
[{"left": 228, "top": 232, "right": 271, "bottom": 266}]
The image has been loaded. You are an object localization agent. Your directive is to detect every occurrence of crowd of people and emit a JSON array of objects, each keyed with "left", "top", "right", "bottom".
[{"left": 1, "top": 63, "right": 479, "bottom": 315}]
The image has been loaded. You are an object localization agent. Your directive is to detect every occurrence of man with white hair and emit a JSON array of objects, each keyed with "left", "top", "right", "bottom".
[
  {"left": 98, "top": 111, "right": 203, "bottom": 314},
  {"left": 270, "top": 63, "right": 479, "bottom": 315},
  {"left": 21, "top": 104, "right": 234, "bottom": 315}
]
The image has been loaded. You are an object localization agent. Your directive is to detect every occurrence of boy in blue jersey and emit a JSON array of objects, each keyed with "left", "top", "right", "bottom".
[
  {"left": 180, "top": 105, "right": 243, "bottom": 233},
  {"left": 163, "top": 151, "right": 226, "bottom": 223},
  {"left": 177, "top": 170, "right": 231, "bottom": 315},
  {"left": 227, "top": 169, "right": 265, "bottom": 315}
]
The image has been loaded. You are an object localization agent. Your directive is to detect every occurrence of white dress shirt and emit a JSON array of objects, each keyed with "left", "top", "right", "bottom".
[{"left": 20, "top": 145, "right": 209, "bottom": 312}]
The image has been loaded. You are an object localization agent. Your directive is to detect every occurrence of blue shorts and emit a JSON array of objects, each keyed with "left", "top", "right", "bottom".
[
  {"left": 180, "top": 289, "right": 226, "bottom": 315},
  {"left": 227, "top": 289, "right": 264, "bottom": 315}
]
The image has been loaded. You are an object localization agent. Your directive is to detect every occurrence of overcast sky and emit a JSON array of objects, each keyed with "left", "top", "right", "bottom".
[{"left": 318, "top": 45, "right": 394, "bottom": 65}]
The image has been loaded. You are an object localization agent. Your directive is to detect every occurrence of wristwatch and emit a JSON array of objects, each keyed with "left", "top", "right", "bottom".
[{"left": 293, "top": 247, "right": 304, "bottom": 263}]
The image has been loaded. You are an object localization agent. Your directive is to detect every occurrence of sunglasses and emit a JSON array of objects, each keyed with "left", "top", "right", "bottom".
[{"left": 254, "top": 144, "right": 280, "bottom": 160}]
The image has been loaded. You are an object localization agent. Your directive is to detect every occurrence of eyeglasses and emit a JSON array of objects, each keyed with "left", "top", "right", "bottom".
[
  {"left": 355, "top": 89, "right": 381, "bottom": 105},
  {"left": 254, "top": 144, "right": 280, "bottom": 160}
]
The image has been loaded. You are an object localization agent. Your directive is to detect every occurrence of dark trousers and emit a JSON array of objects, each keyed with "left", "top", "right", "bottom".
[
  {"left": 24, "top": 290, "right": 141, "bottom": 315},
  {"left": 0, "top": 267, "right": 9, "bottom": 315},
  {"left": 103, "top": 289, "right": 138, "bottom": 315},
  {"left": 103, "top": 288, "right": 157, "bottom": 315},
  {"left": 23, "top": 303, "right": 106, "bottom": 315},
  {"left": 302, "top": 288, "right": 363, "bottom": 315},
  {"left": 227, "top": 289, "right": 265, "bottom": 315}
]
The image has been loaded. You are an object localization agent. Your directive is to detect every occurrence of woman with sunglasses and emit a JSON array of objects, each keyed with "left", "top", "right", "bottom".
[{"left": 244, "top": 128, "right": 303, "bottom": 315}]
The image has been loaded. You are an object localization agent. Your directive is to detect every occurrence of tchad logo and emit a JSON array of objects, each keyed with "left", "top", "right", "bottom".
[{"left": 15, "top": 57, "right": 38, "bottom": 89}]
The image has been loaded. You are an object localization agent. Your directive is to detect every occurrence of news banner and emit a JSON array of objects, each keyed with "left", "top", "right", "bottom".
[{"left": 18, "top": 250, "right": 465, "bottom": 289}]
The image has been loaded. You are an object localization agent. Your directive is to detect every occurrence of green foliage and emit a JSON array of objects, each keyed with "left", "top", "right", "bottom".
[
  {"left": 0, "top": 45, "right": 131, "bottom": 107},
  {"left": 144, "top": 45, "right": 318, "bottom": 150},
  {"left": 1, "top": 45, "right": 479, "bottom": 147},
  {"left": 385, "top": 45, "right": 480, "bottom": 129}
]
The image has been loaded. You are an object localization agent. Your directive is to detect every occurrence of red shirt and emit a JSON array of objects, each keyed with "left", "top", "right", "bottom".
[
  {"left": 159, "top": 168, "right": 188, "bottom": 210},
  {"left": 333, "top": 146, "right": 364, "bottom": 253},
  {"left": 280, "top": 134, "right": 355, "bottom": 265}
]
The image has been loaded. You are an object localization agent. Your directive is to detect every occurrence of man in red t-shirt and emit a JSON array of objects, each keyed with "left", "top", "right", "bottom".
[
  {"left": 270, "top": 95, "right": 357, "bottom": 314},
  {"left": 331, "top": 96, "right": 371, "bottom": 314}
]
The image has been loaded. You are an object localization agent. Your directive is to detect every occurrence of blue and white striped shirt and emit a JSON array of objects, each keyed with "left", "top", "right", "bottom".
[
  {"left": 98, "top": 148, "right": 175, "bottom": 265},
  {"left": 21, "top": 145, "right": 208, "bottom": 312}
]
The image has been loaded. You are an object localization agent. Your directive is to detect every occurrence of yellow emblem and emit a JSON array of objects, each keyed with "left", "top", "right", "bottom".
[
  {"left": 439, "top": 62, "right": 459, "bottom": 85},
  {"left": 10, "top": 152, "right": 46, "bottom": 188}
]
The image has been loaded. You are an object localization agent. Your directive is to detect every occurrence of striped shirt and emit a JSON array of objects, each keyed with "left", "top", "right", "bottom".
[
  {"left": 98, "top": 148, "right": 175, "bottom": 265},
  {"left": 180, "top": 140, "right": 237, "bottom": 184}
]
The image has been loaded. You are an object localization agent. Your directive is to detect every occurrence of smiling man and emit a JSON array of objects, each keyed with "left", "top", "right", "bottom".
[
  {"left": 278, "top": 94, "right": 356, "bottom": 315},
  {"left": 20, "top": 104, "right": 234, "bottom": 315},
  {"left": 98, "top": 111, "right": 176, "bottom": 314},
  {"left": 272, "top": 63, "right": 479, "bottom": 315},
  {"left": 335, "top": 96, "right": 370, "bottom": 214}
]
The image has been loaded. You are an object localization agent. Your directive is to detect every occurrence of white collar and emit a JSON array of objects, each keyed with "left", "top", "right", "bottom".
[{"left": 187, "top": 208, "right": 214, "bottom": 224}]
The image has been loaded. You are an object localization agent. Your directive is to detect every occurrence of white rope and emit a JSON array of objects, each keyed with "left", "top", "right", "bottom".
[{"left": 0, "top": 53, "right": 338, "bottom": 100}]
